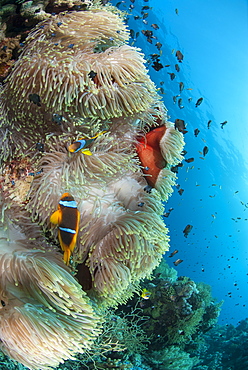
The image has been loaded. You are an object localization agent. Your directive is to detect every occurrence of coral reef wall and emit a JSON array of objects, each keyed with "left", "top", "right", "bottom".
[{"left": 0, "top": 1, "right": 185, "bottom": 369}]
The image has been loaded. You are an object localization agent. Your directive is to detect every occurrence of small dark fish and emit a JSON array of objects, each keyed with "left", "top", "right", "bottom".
[
  {"left": 173, "top": 95, "right": 178, "bottom": 104},
  {"left": 175, "top": 64, "right": 180, "bottom": 72},
  {"left": 116, "top": 1, "right": 124, "bottom": 8},
  {"left": 175, "top": 8, "right": 179, "bottom": 15},
  {"left": 129, "top": 4, "right": 134, "bottom": 9},
  {"left": 174, "top": 259, "right": 183, "bottom": 266},
  {"left": 185, "top": 157, "right": 194, "bottom": 163},
  {"left": 142, "top": 30, "right": 153, "bottom": 38},
  {"left": 195, "top": 97, "right": 203, "bottom": 107},
  {"left": 134, "top": 15, "right": 141, "bottom": 20},
  {"left": 150, "top": 53, "right": 160, "bottom": 60},
  {"left": 183, "top": 224, "right": 193, "bottom": 237},
  {"left": 152, "top": 61, "right": 163, "bottom": 71},
  {"left": 171, "top": 165, "right": 179, "bottom": 173},
  {"left": 130, "top": 29, "right": 135, "bottom": 38},
  {"left": 207, "top": 120, "right": 212, "bottom": 129},
  {"left": 130, "top": 0, "right": 135, "bottom": 3},
  {"left": 147, "top": 38, "right": 152, "bottom": 44},
  {"left": 174, "top": 118, "right": 187, "bottom": 134},
  {"left": 203, "top": 146, "right": 209, "bottom": 156},
  {"left": 144, "top": 185, "right": 153, "bottom": 193},
  {"left": 52, "top": 113, "right": 64, "bottom": 124},
  {"left": 179, "top": 81, "right": 184, "bottom": 92},
  {"left": 143, "top": 20, "right": 148, "bottom": 25},
  {"left": 88, "top": 70, "right": 97, "bottom": 81},
  {"left": 178, "top": 188, "right": 184, "bottom": 195},
  {"left": 135, "top": 31, "right": 140, "bottom": 38},
  {"left": 194, "top": 128, "right": 200, "bottom": 137},
  {"left": 178, "top": 98, "right": 184, "bottom": 109},
  {"left": 36, "top": 142, "right": 44, "bottom": 152},
  {"left": 155, "top": 42, "right": 162, "bottom": 50},
  {"left": 176, "top": 50, "right": 184, "bottom": 62},
  {"left": 151, "top": 23, "right": 159, "bottom": 30},
  {"left": 220, "top": 120, "right": 227, "bottom": 129},
  {"left": 169, "top": 249, "right": 178, "bottom": 258},
  {"left": 165, "top": 64, "right": 170, "bottom": 67},
  {"left": 159, "top": 87, "right": 165, "bottom": 94},
  {"left": 142, "top": 12, "right": 149, "bottom": 19},
  {"left": 142, "top": 5, "right": 150, "bottom": 10},
  {"left": 29, "top": 93, "right": 41, "bottom": 106},
  {"left": 188, "top": 97, "right": 192, "bottom": 102},
  {"left": 168, "top": 72, "right": 176, "bottom": 80}
]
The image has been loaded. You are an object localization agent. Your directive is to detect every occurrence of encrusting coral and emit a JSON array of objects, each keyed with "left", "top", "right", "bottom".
[{"left": 0, "top": 1, "right": 185, "bottom": 369}]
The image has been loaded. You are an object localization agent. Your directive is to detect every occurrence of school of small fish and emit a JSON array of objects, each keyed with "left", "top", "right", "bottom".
[{"left": 113, "top": 0, "right": 229, "bottom": 271}]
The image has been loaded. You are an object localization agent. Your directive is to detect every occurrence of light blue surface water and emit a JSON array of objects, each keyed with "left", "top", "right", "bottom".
[{"left": 112, "top": 0, "right": 248, "bottom": 325}]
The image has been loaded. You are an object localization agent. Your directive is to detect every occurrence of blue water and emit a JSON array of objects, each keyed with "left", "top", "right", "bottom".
[{"left": 112, "top": 0, "right": 248, "bottom": 325}]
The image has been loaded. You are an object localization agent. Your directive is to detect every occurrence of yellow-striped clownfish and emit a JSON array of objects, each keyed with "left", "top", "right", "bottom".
[
  {"left": 141, "top": 288, "right": 151, "bottom": 300},
  {"left": 68, "top": 131, "right": 107, "bottom": 155},
  {"left": 50, "top": 193, "right": 80, "bottom": 265}
]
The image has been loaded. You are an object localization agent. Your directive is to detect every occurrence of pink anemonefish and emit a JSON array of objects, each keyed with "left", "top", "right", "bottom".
[
  {"left": 50, "top": 193, "right": 80, "bottom": 265},
  {"left": 136, "top": 126, "right": 167, "bottom": 188},
  {"left": 68, "top": 131, "right": 107, "bottom": 155}
]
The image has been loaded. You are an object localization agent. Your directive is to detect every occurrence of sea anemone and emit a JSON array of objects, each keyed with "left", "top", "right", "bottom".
[
  {"left": 0, "top": 199, "right": 101, "bottom": 369},
  {"left": 0, "top": 3, "right": 186, "bottom": 367},
  {"left": 26, "top": 123, "right": 171, "bottom": 305},
  {"left": 1, "top": 8, "right": 158, "bottom": 155}
]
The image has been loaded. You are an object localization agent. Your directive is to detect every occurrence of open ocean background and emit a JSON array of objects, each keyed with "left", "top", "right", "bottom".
[{"left": 111, "top": 0, "right": 248, "bottom": 326}]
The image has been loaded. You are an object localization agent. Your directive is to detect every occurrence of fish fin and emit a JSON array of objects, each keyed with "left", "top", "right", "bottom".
[
  {"left": 91, "top": 130, "right": 107, "bottom": 140},
  {"left": 57, "top": 234, "right": 71, "bottom": 265},
  {"left": 63, "top": 248, "right": 71, "bottom": 265},
  {"left": 50, "top": 210, "right": 61, "bottom": 225},
  {"left": 81, "top": 149, "right": 93, "bottom": 155}
]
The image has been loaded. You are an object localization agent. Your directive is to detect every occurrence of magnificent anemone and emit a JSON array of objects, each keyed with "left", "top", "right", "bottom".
[
  {"left": 0, "top": 199, "right": 101, "bottom": 369},
  {"left": 1, "top": 8, "right": 158, "bottom": 154},
  {"left": 25, "top": 120, "right": 183, "bottom": 305}
]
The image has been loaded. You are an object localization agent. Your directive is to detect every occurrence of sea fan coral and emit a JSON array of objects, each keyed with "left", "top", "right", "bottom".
[{"left": 1, "top": 8, "right": 158, "bottom": 155}]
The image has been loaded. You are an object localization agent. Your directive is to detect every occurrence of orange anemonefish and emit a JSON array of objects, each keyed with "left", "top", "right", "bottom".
[
  {"left": 50, "top": 193, "right": 80, "bottom": 265},
  {"left": 68, "top": 131, "right": 107, "bottom": 155},
  {"left": 136, "top": 126, "right": 167, "bottom": 188}
]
